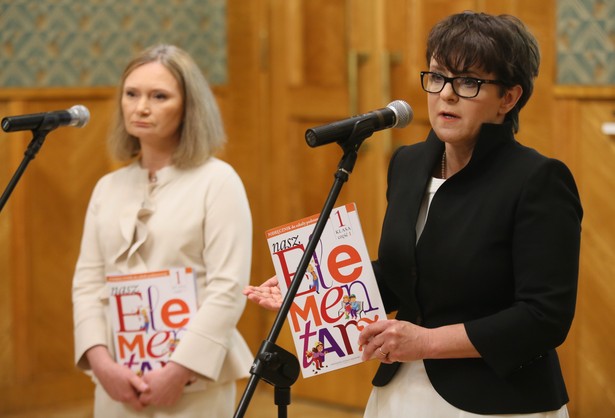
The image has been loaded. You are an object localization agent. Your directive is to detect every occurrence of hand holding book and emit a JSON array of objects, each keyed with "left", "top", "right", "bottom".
[{"left": 249, "top": 203, "right": 387, "bottom": 378}]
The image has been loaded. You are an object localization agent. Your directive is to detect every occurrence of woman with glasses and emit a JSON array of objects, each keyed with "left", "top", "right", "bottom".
[{"left": 244, "top": 11, "right": 582, "bottom": 418}]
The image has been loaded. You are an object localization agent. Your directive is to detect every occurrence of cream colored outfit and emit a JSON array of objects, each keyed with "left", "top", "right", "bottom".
[
  {"left": 364, "top": 361, "right": 569, "bottom": 418},
  {"left": 72, "top": 158, "right": 253, "bottom": 417}
]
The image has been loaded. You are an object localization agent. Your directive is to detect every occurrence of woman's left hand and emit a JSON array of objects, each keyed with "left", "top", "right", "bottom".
[
  {"left": 138, "top": 362, "right": 195, "bottom": 407},
  {"left": 358, "top": 319, "right": 430, "bottom": 363}
]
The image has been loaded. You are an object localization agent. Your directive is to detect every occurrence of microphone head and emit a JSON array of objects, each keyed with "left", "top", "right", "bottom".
[
  {"left": 68, "top": 105, "right": 90, "bottom": 128},
  {"left": 387, "top": 100, "right": 413, "bottom": 128}
]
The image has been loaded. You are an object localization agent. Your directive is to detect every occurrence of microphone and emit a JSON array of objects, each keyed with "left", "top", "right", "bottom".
[
  {"left": 305, "top": 100, "right": 413, "bottom": 147},
  {"left": 1, "top": 105, "right": 90, "bottom": 132}
]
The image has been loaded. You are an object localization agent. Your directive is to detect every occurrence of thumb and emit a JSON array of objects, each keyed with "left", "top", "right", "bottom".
[{"left": 129, "top": 374, "right": 150, "bottom": 393}]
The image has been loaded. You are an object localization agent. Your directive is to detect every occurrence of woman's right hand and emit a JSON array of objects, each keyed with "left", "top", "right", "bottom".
[
  {"left": 243, "top": 276, "right": 283, "bottom": 311},
  {"left": 86, "top": 345, "right": 149, "bottom": 411}
]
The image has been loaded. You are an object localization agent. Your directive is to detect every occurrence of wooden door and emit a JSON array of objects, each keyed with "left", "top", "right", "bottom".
[{"left": 263, "top": 0, "right": 387, "bottom": 407}]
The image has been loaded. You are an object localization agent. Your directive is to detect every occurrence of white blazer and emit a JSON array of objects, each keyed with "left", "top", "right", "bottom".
[{"left": 72, "top": 158, "right": 254, "bottom": 387}]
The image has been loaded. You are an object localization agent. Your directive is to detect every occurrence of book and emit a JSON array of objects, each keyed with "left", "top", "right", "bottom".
[
  {"left": 266, "top": 203, "right": 386, "bottom": 378},
  {"left": 107, "top": 267, "right": 198, "bottom": 375}
]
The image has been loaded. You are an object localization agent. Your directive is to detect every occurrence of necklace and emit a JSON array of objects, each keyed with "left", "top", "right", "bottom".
[{"left": 441, "top": 151, "right": 446, "bottom": 179}]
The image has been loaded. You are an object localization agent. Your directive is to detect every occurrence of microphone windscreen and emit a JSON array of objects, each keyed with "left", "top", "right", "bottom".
[{"left": 387, "top": 100, "right": 413, "bottom": 129}]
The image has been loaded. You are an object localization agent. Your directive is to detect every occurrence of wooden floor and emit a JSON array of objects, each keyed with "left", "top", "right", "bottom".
[{"left": 2, "top": 386, "right": 364, "bottom": 418}]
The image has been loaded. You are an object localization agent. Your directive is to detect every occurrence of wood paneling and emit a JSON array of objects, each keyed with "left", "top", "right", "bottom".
[
  {"left": 575, "top": 100, "right": 615, "bottom": 417},
  {"left": 0, "top": 92, "right": 116, "bottom": 412},
  {"left": 2, "top": 1, "right": 615, "bottom": 417}
]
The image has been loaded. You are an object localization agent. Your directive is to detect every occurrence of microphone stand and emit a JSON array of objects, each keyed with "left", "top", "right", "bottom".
[
  {"left": 0, "top": 129, "right": 51, "bottom": 213},
  {"left": 234, "top": 119, "right": 377, "bottom": 418}
]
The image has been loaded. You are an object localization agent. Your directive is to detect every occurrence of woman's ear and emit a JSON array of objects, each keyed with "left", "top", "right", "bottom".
[{"left": 499, "top": 85, "right": 523, "bottom": 116}]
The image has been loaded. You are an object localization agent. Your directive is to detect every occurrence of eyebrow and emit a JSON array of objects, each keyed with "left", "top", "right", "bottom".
[
  {"left": 123, "top": 85, "right": 176, "bottom": 94},
  {"left": 428, "top": 66, "right": 486, "bottom": 78}
]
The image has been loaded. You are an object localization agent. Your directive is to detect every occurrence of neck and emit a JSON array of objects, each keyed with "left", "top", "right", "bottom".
[
  {"left": 441, "top": 144, "right": 474, "bottom": 179},
  {"left": 441, "top": 151, "right": 447, "bottom": 179},
  {"left": 140, "top": 151, "right": 173, "bottom": 177}
]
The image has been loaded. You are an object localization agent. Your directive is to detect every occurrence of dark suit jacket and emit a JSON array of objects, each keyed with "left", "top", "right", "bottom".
[{"left": 371, "top": 122, "right": 583, "bottom": 414}]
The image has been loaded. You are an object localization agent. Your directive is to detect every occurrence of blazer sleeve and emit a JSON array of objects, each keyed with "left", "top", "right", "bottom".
[
  {"left": 168, "top": 169, "right": 254, "bottom": 381},
  {"left": 72, "top": 179, "right": 109, "bottom": 370},
  {"left": 465, "top": 158, "right": 582, "bottom": 377}
]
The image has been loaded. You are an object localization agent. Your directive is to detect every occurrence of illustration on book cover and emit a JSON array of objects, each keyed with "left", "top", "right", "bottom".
[
  {"left": 266, "top": 203, "right": 386, "bottom": 378},
  {"left": 107, "top": 267, "right": 198, "bottom": 375}
]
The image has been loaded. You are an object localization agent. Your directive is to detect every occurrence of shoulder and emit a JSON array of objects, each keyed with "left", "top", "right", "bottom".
[
  {"left": 186, "top": 157, "right": 234, "bottom": 177},
  {"left": 495, "top": 143, "right": 582, "bottom": 215},
  {"left": 189, "top": 157, "right": 245, "bottom": 187},
  {"left": 92, "top": 162, "right": 140, "bottom": 193},
  {"left": 390, "top": 130, "right": 442, "bottom": 169},
  {"left": 505, "top": 142, "right": 576, "bottom": 185},
  {"left": 386, "top": 138, "right": 439, "bottom": 185},
  {"left": 388, "top": 141, "right": 431, "bottom": 174},
  {"left": 183, "top": 158, "right": 249, "bottom": 205},
  {"left": 393, "top": 141, "right": 430, "bottom": 160}
]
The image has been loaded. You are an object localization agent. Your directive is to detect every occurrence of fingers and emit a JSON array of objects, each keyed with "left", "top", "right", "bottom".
[
  {"left": 358, "top": 319, "right": 390, "bottom": 346},
  {"left": 128, "top": 396, "right": 148, "bottom": 411},
  {"left": 126, "top": 374, "right": 150, "bottom": 409},
  {"left": 243, "top": 276, "right": 283, "bottom": 311},
  {"left": 359, "top": 320, "right": 396, "bottom": 362},
  {"left": 243, "top": 277, "right": 279, "bottom": 297},
  {"left": 378, "top": 346, "right": 389, "bottom": 359},
  {"left": 361, "top": 340, "right": 394, "bottom": 363},
  {"left": 262, "top": 276, "right": 279, "bottom": 286},
  {"left": 377, "top": 346, "right": 393, "bottom": 363},
  {"left": 129, "top": 374, "right": 149, "bottom": 394}
]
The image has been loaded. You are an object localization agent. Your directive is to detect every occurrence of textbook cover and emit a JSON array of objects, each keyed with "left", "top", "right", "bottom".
[
  {"left": 266, "top": 203, "right": 386, "bottom": 378},
  {"left": 107, "top": 267, "right": 198, "bottom": 375}
]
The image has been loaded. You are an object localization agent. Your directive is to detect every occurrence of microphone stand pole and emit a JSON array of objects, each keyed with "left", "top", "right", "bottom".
[
  {"left": 234, "top": 120, "right": 376, "bottom": 418},
  {"left": 0, "top": 129, "right": 51, "bottom": 213}
]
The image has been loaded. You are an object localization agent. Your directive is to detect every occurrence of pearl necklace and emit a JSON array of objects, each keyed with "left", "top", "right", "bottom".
[{"left": 441, "top": 151, "right": 446, "bottom": 179}]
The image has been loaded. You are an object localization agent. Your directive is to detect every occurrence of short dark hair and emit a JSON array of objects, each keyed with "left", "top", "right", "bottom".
[{"left": 426, "top": 12, "right": 540, "bottom": 133}]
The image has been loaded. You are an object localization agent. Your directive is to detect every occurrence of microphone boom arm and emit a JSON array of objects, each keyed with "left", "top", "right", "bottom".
[
  {"left": 0, "top": 128, "right": 51, "bottom": 213},
  {"left": 233, "top": 122, "right": 371, "bottom": 418}
]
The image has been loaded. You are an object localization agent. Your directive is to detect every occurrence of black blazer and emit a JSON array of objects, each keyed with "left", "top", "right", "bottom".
[{"left": 371, "top": 123, "right": 583, "bottom": 414}]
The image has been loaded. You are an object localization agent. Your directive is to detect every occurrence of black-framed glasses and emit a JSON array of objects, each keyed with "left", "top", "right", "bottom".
[{"left": 420, "top": 71, "right": 504, "bottom": 99}]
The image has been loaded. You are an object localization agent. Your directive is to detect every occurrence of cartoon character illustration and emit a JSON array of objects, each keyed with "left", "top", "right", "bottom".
[
  {"left": 140, "top": 307, "right": 150, "bottom": 332},
  {"left": 341, "top": 295, "right": 351, "bottom": 319},
  {"left": 167, "top": 337, "right": 179, "bottom": 354},
  {"left": 306, "top": 263, "right": 319, "bottom": 294},
  {"left": 350, "top": 294, "right": 360, "bottom": 319},
  {"left": 305, "top": 341, "right": 327, "bottom": 371}
]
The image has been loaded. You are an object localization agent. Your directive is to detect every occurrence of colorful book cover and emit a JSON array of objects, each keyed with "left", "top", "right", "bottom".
[
  {"left": 266, "top": 203, "right": 386, "bottom": 378},
  {"left": 107, "top": 267, "right": 198, "bottom": 375}
]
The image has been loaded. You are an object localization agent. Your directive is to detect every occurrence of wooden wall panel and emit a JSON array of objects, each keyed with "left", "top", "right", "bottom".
[
  {"left": 0, "top": 101, "right": 14, "bottom": 390},
  {"left": 3, "top": 1, "right": 615, "bottom": 417},
  {"left": 260, "top": 0, "right": 593, "bottom": 412},
  {"left": 0, "top": 91, "right": 117, "bottom": 412},
  {"left": 576, "top": 100, "right": 615, "bottom": 418},
  {"left": 223, "top": 0, "right": 271, "bottom": 359},
  {"left": 0, "top": 1, "right": 268, "bottom": 414}
]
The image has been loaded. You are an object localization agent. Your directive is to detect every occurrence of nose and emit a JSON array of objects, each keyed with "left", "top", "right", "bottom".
[
  {"left": 439, "top": 80, "right": 458, "bottom": 101},
  {"left": 136, "top": 97, "right": 150, "bottom": 114}
]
